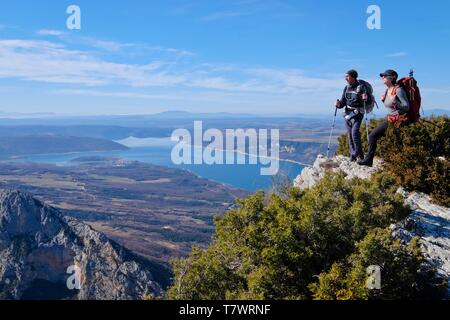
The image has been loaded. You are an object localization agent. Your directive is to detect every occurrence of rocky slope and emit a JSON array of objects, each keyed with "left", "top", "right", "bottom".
[
  {"left": 392, "top": 189, "right": 450, "bottom": 290},
  {"left": 0, "top": 189, "right": 162, "bottom": 300},
  {"left": 294, "top": 155, "right": 383, "bottom": 189},
  {"left": 294, "top": 155, "right": 450, "bottom": 295}
]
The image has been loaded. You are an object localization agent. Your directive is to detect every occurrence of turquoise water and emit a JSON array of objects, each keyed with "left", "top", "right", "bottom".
[{"left": 15, "top": 138, "right": 303, "bottom": 192}]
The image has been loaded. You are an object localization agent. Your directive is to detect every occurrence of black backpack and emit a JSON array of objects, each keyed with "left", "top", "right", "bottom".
[{"left": 357, "top": 80, "right": 375, "bottom": 113}]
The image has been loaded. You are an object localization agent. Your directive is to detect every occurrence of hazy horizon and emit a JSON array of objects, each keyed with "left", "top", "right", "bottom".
[
  {"left": 0, "top": 108, "right": 449, "bottom": 120},
  {"left": 1, "top": 1, "right": 450, "bottom": 116}
]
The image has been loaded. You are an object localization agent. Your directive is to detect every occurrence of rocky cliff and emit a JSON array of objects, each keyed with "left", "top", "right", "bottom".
[
  {"left": 0, "top": 189, "right": 162, "bottom": 300},
  {"left": 294, "top": 155, "right": 450, "bottom": 295},
  {"left": 294, "top": 155, "right": 383, "bottom": 189}
]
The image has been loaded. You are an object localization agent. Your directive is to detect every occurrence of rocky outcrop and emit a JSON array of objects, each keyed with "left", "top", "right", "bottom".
[
  {"left": 294, "top": 155, "right": 383, "bottom": 190},
  {"left": 392, "top": 189, "right": 450, "bottom": 292},
  {"left": 294, "top": 155, "right": 450, "bottom": 294},
  {"left": 0, "top": 190, "right": 162, "bottom": 300}
]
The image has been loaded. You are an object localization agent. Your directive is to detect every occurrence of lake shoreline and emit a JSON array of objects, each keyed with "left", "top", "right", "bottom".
[{"left": 4, "top": 140, "right": 305, "bottom": 192}]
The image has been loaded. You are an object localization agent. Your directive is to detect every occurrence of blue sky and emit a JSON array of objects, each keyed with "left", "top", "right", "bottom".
[{"left": 0, "top": 0, "right": 449, "bottom": 115}]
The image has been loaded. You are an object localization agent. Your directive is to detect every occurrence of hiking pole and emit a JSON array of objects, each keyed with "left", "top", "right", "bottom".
[
  {"left": 364, "top": 99, "right": 370, "bottom": 144},
  {"left": 327, "top": 105, "right": 338, "bottom": 158},
  {"left": 410, "top": 68, "right": 427, "bottom": 118},
  {"left": 358, "top": 84, "right": 370, "bottom": 143}
]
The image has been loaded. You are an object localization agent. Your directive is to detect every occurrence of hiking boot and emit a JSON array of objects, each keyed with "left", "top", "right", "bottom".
[
  {"left": 358, "top": 157, "right": 373, "bottom": 167},
  {"left": 351, "top": 153, "right": 364, "bottom": 162}
]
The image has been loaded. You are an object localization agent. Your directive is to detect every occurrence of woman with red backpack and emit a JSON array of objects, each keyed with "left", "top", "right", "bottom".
[{"left": 358, "top": 69, "right": 410, "bottom": 167}]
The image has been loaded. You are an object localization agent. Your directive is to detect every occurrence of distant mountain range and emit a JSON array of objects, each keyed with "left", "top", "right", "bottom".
[
  {"left": 148, "top": 110, "right": 260, "bottom": 119},
  {"left": 0, "top": 135, "right": 128, "bottom": 158},
  {"left": 0, "top": 117, "right": 341, "bottom": 143},
  {"left": 0, "top": 111, "right": 57, "bottom": 118},
  {"left": 0, "top": 110, "right": 322, "bottom": 121},
  {"left": 1, "top": 109, "right": 448, "bottom": 122},
  {"left": 0, "top": 111, "right": 355, "bottom": 127},
  {"left": 0, "top": 126, "right": 174, "bottom": 140}
]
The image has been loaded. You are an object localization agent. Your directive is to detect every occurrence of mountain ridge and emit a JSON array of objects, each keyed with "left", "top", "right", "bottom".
[
  {"left": 0, "top": 189, "right": 162, "bottom": 300},
  {"left": 0, "top": 135, "right": 128, "bottom": 158}
]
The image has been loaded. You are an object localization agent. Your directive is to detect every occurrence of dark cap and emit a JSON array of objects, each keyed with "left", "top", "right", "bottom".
[
  {"left": 346, "top": 69, "right": 358, "bottom": 79},
  {"left": 380, "top": 69, "right": 398, "bottom": 79}
]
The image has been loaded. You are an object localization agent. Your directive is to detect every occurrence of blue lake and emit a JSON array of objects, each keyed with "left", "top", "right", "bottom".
[{"left": 15, "top": 137, "right": 304, "bottom": 192}]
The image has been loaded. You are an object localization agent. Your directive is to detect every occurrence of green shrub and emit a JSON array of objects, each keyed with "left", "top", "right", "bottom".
[
  {"left": 337, "top": 116, "right": 449, "bottom": 206},
  {"left": 309, "top": 228, "right": 446, "bottom": 300},
  {"left": 164, "top": 172, "right": 445, "bottom": 300}
]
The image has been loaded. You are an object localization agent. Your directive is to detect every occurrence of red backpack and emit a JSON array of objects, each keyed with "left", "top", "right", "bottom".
[{"left": 393, "top": 70, "right": 422, "bottom": 124}]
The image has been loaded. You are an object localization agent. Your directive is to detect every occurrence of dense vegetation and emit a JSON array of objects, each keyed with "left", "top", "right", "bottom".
[
  {"left": 337, "top": 116, "right": 449, "bottom": 206},
  {"left": 166, "top": 173, "right": 446, "bottom": 300},
  {"left": 164, "top": 116, "right": 449, "bottom": 300}
]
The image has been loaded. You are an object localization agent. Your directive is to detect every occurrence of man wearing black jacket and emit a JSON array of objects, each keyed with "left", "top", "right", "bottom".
[{"left": 335, "top": 70, "right": 368, "bottom": 162}]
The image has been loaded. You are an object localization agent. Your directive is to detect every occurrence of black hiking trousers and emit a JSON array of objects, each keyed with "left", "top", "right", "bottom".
[
  {"left": 366, "top": 120, "right": 389, "bottom": 161},
  {"left": 344, "top": 112, "right": 364, "bottom": 160}
]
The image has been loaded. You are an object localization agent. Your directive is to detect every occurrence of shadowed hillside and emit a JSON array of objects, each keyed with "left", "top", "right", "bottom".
[{"left": 0, "top": 135, "right": 128, "bottom": 158}]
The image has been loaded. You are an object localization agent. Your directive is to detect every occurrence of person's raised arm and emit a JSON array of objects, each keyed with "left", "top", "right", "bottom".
[{"left": 336, "top": 88, "right": 347, "bottom": 108}]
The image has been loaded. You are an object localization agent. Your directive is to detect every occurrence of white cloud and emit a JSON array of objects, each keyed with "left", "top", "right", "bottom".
[
  {"left": 52, "top": 89, "right": 248, "bottom": 104},
  {"left": 71, "top": 36, "right": 195, "bottom": 57},
  {"left": 53, "top": 89, "right": 178, "bottom": 100},
  {"left": 37, "top": 29, "right": 66, "bottom": 36},
  {"left": 0, "top": 36, "right": 365, "bottom": 115},
  {"left": 202, "top": 11, "right": 251, "bottom": 21},
  {"left": 246, "top": 68, "right": 343, "bottom": 91},
  {"left": 35, "top": 29, "right": 195, "bottom": 57},
  {"left": 0, "top": 39, "right": 186, "bottom": 86},
  {"left": 386, "top": 52, "right": 408, "bottom": 57},
  {"left": 81, "top": 37, "right": 127, "bottom": 52},
  {"left": 200, "top": 0, "right": 301, "bottom": 21},
  {"left": 0, "top": 25, "right": 17, "bottom": 31},
  {"left": 0, "top": 38, "right": 344, "bottom": 96}
]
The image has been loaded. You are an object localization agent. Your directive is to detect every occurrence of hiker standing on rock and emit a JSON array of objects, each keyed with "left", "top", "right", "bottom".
[
  {"left": 335, "top": 70, "right": 370, "bottom": 162},
  {"left": 358, "top": 70, "right": 410, "bottom": 167}
]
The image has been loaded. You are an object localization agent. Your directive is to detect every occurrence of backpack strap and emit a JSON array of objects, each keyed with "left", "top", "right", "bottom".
[
  {"left": 357, "top": 80, "right": 367, "bottom": 93},
  {"left": 382, "top": 89, "right": 388, "bottom": 102},
  {"left": 392, "top": 85, "right": 399, "bottom": 96}
]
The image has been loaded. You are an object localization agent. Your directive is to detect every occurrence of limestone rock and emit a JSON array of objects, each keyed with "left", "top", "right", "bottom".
[
  {"left": 294, "top": 155, "right": 450, "bottom": 295},
  {"left": 293, "top": 155, "right": 383, "bottom": 190},
  {"left": 0, "top": 189, "right": 162, "bottom": 300},
  {"left": 392, "top": 189, "right": 450, "bottom": 294}
]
